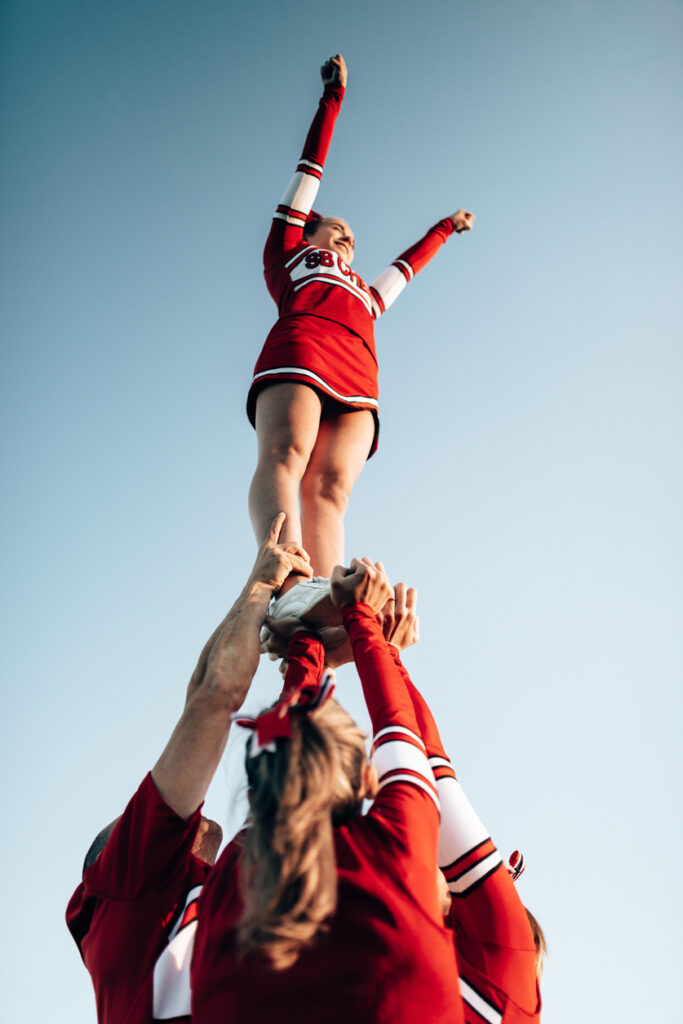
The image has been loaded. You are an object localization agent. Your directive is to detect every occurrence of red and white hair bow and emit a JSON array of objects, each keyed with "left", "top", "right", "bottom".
[
  {"left": 506, "top": 849, "right": 526, "bottom": 882},
  {"left": 231, "top": 669, "right": 336, "bottom": 756}
]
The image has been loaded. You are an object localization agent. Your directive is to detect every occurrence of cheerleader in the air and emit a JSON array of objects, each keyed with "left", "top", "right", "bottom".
[{"left": 248, "top": 53, "right": 474, "bottom": 632}]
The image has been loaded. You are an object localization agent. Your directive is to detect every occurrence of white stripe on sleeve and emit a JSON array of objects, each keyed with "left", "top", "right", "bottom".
[
  {"left": 459, "top": 979, "right": 503, "bottom": 1024},
  {"left": 394, "top": 258, "right": 414, "bottom": 280},
  {"left": 279, "top": 170, "right": 321, "bottom": 218},
  {"left": 373, "top": 738, "right": 435, "bottom": 785},
  {"left": 377, "top": 773, "right": 440, "bottom": 810},
  {"left": 449, "top": 850, "right": 503, "bottom": 894},
  {"left": 373, "top": 724, "right": 425, "bottom": 749},
  {"left": 298, "top": 157, "right": 324, "bottom": 173},
  {"left": 436, "top": 777, "right": 490, "bottom": 867},
  {"left": 369, "top": 264, "right": 409, "bottom": 315}
]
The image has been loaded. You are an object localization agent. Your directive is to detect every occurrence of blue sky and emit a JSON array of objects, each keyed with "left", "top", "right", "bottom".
[{"left": 1, "top": 1, "right": 681, "bottom": 1020}]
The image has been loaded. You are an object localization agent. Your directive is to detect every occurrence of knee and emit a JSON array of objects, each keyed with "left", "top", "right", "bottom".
[
  {"left": 301, "top": 467, "right": 354, "bottom": 512},
  {"left": 258, "top": 437, "right": 311, "bottom": 478}
]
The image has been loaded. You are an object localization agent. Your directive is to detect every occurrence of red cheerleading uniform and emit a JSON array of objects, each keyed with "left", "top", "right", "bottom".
[
  {"left": 66, "top": 772, "right": 210, "bottom": 1023},
  {"left": 394, "top": 661, "right": 542, "bottom": 1024},
  {"left": 191, "top": 608, "right": 463, "bottom": 1024},
  {"left": 247, "top": 81, "right": 457, "bottom": 456}
]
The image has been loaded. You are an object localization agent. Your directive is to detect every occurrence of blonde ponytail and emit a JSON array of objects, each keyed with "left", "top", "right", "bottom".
[{"left": 239, "top": 699, "right": 366, "bottom": 970}]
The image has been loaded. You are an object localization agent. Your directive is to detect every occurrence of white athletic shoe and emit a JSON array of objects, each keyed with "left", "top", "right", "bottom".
[{"left": 265, "top": 577, "right": 341, "bottom": 636}]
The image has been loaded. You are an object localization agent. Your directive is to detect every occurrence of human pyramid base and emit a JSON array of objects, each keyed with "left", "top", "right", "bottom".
[{"left": 67, "top": 54, "right": 544, "bottom": 1024}]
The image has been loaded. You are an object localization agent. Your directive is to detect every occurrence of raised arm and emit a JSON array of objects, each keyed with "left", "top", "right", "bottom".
[
  {"left": 331, "top": 561, "right": 439, "bottom": 823},
  {"left": 384, "top": 584, "right": 536, "bottom": 962},
  {"left": 369, "top": 209, "right": 475, "bottom": 318},
  {"left": 152, "top": 514, "right": 311, "bottom": 820},
  {"left": 264, "top": 55, "right": 347, "bottom": 267}
]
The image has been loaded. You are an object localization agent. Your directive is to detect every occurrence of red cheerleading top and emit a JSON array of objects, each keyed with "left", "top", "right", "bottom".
[
  {"left": 248, "top": 81, "right": 457, "bottom": 442},
  {"left": 66, "top": 772, "right": 210, "bottom": 1024},
  {"left": 398, "top": 664, "right": 542, "bottom": 1024},
  {"left": 191, "top": 608, "right": 463, "bottom": 1024}
]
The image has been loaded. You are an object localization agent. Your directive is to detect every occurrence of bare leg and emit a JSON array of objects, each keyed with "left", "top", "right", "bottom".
[
  {"left": 249, "top": 383, "right": 323, "bottom": 590},
  {"left": 300, "top": 407, "right": 375, "bottom": 577}
]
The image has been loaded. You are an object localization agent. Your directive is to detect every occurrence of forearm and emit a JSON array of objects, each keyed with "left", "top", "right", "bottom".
[
  {"left": 203, "top": 581, "right": 272, "bottom": 698},
  {"left": 389, "top": 651, "right": 492, "bottom": 873},
  {"left": 152, "top": 689, "right": 233, "bottom": 822},
  {"left": 342, "top": 603, "right": 421, "bottom": 735},
  {"left": 343, "top": 603, "right": 439, "bottom": 827},
  {"left": 155, "top": 582, "right": 271, "bottom": 820},
  {"left": 403, "top": 671, "right": 493, "bottom": 878},
  {"left": 185, "top": 581, "right": 270, "bottom": 704},
  {"left": 369, "top": 218, "right": 455, "bottom": 317},
  {"left": 301, "top": 82, "right": 345, "bottom": 167},
  {"left": 389, "top": 646, "right": 452, "bottom": 766}
]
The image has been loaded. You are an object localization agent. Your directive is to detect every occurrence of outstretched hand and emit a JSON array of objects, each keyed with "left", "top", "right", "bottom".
[
  {"left": 331, "top": 557, "right": 392, "bottom": 612},
  {"left": 450, "top": 209, "right": 475, "bottom": 233},
  {"left": 250, "top": 513, "right": 312, "bottom": 592},
  {"left": 380, "top": 582, "right": 420, "bottom": 651},
  {"left": 321, "top": 53, "right": 347, "bottom": 88}
]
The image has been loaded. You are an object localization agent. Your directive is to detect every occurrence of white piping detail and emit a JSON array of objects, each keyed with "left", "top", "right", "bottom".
[
  {"left": 448, "top": 850, "right": 503, "bottom": 894},
  {"left": 373, "top": 739, "right": 436, "bottom": 789},
  {"left": 291, "top": 274, "right": 373, "bottom": 314},
  {"left": 284, "top": 245, "right": 314, "bottom": 269},
  {"left": 377, "top": 772, "right": 439, "bottom": 810},
  {"left": 373, "top": 724, "right": 425, "bottom": 749},
  {"left": 274, "top": 211, "right": 308, "bottom": 227},
  {"left": 428, "top": 756, "right": 453, "bottom": 771},
  {"left": 459, "top": 978, "right": 503, "bottom": 1024},
  {"left": 298, "top": 157, "right": 324, "bottom": 173},
  {"left": 252, "top": 367, "right": 378, "bottom": 408},
  {"left": 394, "top": 258, "right": 414, "bottom": 280}
]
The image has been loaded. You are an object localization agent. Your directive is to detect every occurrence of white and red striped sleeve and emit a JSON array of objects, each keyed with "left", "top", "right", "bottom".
[
  {"left": 341, "top": 603, "right": 439, "bottom": 812},
  {"left": 428, "top": 742, "right": 502, "bottom": 897},
  {"left": 369, "top": 217, "right": 456, "bottom": 318},
  {"left": 389, "top": 655, "right": 503, "bottom": 895},
  {"left": 263, "top": 83, "right": 345, "bottom": 267}
]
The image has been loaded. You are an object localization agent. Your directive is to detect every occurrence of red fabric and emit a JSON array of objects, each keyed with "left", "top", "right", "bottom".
[
  {"left": 279, "top": 630, "right": 326, "bottom": 698},
  {"left": 387, "top": 645, "right": 452, "bottom": 764},
  {"left": 65, "top": 772, "right": 209, "bottom": 1024},
  {"left": 248, "top": 84, "right": 455, "bottom": 456},
  {"left": 191, "top": 603, "right": 463, "bottom": 1024},
  {"left": 263, "top": 84, "right": 346, "bottom": 264},
  {"left": 394, "top": 217, "right": 455, "bottom": 276},
  {"left": 247, "top": 313, "right": 381, "bottom": 455},
  {"left": 394, "top": 659, "right": 541, "bottom": 1022},
  {"left": 445, "top": 870, "right": 541, "bottom": 1023}
]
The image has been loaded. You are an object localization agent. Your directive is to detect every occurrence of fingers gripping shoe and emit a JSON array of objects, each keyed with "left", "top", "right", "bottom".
[{"left": 265, "top": 577, "right": 341, "bottom": 638}]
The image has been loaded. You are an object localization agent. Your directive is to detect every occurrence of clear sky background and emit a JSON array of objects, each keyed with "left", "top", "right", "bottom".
[{"left": 1, "top": 0, "right": 681, "bottom": 1020}]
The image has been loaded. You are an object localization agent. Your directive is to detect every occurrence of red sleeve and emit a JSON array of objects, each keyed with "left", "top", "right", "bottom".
[
  {"left": 447, "top": 860, "right": 536, "bottom": 950},
  {"left": 279, "top": 631, "right": 325, "bottom": 699},
  {"left": 81, "top": 772, "right": 203, "bottom": 902},
  {"left": 341, "top": 603, "right": 439, "bottom": 818},
  {"left": 394, "top": 661, "right": 535, "bottom": 958},
  {"left": 384, "top": 649, "right": 538, "bottom": 1011},
  {"left": 264, "top": 83, "right": 345, "bottom": 268},
  {"left": 369, "top": 218, "right": 455, "bottom": 317}
]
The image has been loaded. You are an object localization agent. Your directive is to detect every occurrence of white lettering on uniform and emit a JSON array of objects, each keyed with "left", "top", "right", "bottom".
[{"left": 289, "top": 249, "right": 373, "bottom": 315}]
